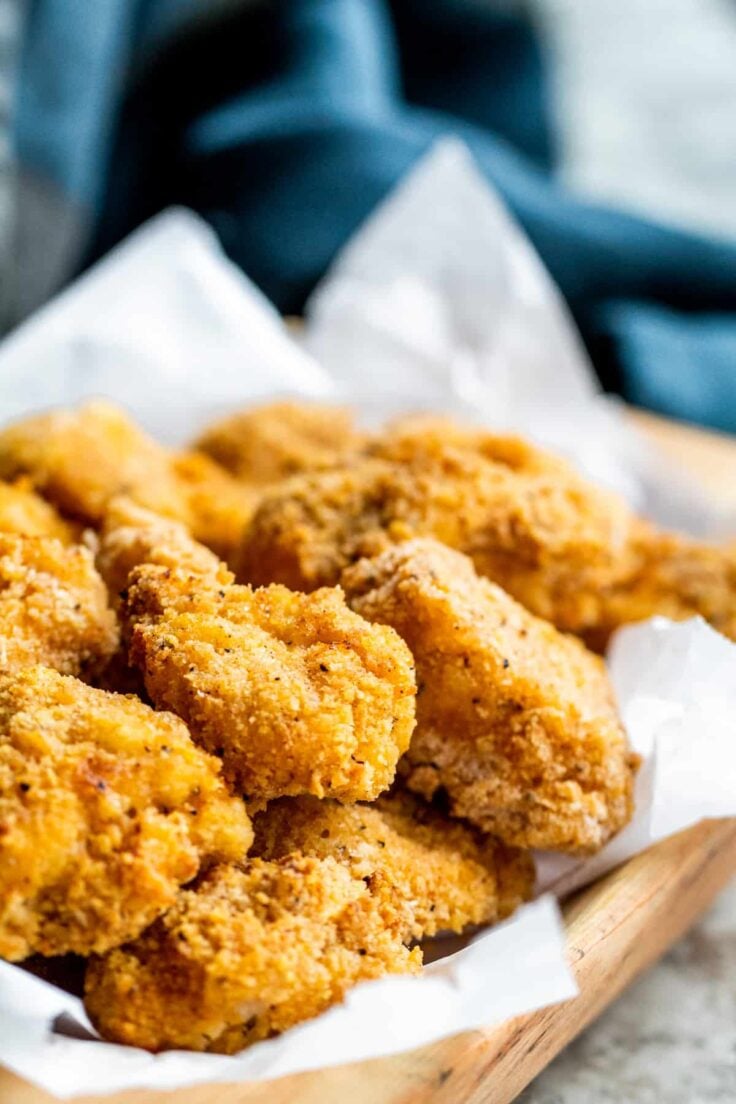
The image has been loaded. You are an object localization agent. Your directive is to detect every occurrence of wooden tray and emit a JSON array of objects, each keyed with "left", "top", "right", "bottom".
[{"left": 3, "top": 411, "right": 736, "bottom": 1104}]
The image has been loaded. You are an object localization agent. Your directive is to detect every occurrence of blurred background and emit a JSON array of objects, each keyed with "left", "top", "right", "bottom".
[{"left": 2, "top": 0, "right": 736, "bottom": 430}]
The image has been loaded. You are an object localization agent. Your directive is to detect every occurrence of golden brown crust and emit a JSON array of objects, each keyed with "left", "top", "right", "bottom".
[
  {"left": 127, "top": 575, "right": 417, "bottom": 803},
  {"left": 97, "top": 497, "right": 225, "bottom": 600},
  {"left": 0, "top": 478, "right": 79, "bottom": 543},
  {"left": 0, "top": 666, "right": 252, "bottom": 960},
  {"left": 168, "top": 450, "right": 259, "bottom": 564},
  {"left": 238, "top": 432, "right": 635, "bottom": 632},
  {"left": 343, "top": 539, "right": 637, "bottom": 854},
  {"left": 0, "top": 402, "right": 256, "bottom": 563},
  {"left": 99, "top": 501, "right": 417, "bottom": 803},
  {"left": 252, "top": 792, "right": 533, "bottom": 939},
  {"left": 583, "top": 528, "right": 736, "bottom": 650},
  {"left": 0, "top": 533, "right": 118, "bottom": 677},
  {"left": 84, "top": 856, "right": 420, "bottom": 1053},
  {"left": 195, "top": 401, "right": 364, "bottom": 485}
]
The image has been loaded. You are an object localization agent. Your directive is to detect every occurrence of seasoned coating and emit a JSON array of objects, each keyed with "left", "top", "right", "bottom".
[
  {"left": 97, "top": 497, "right": 224, "bottom": 600},
  {"left": 85, "top": 856, "right": 420, "bottom": 1053},
  {"left": 343, "top": 539, "right": 637, "bottom": 854},
  {"left": 0, "top": 401, "right": 256, "bottom": 562},
  {"left": 195, "top": 400, "right": 364, "bottom": 485},
  {"left": 238, "top": 435, "right": 635, "bottom": 633},
  {"left": 583, "top": 528, "right": 736, "bottom": 650},
  {"left": 252, "top": 792, "right": 533, "bottom": 939},
  {"left": 0, "top": 666, "right": 252, "bottom": 960},
  {"left": 0, "top": 401, "right": 181, "bottom": 521},
  {"left": 126, "top": 573, "right": 417, "bottom": 804},
  {"left": 0, "top": 478, "right": 78, "bottom": 543},
  {"left": 372, "top": 414, "right": 574, "bottom": 478},
  {"left": 168, "top": 449, "right": 260, "bottom": 564},
  {"left": 100, "top": 501, "right": 417, "bottom": 803},
  {"left": 0, "top": 533, "right": 118, "bottom": 677}
]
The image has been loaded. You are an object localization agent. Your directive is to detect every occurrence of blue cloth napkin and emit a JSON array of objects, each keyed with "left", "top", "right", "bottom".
[{"left": 14, "top": 0, "right": 736, "bottom": 431}]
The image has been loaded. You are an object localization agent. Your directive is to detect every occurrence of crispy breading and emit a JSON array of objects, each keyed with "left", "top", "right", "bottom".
[
  {"left": 238, "top": 437, "right": 635, "bottom": 632},
  {"left": 0, "top": 533, "right": 118, "bottom": 677},
  {"left": 583, "top": 528, "right": 736, "bottom": 650},
  {"left": 343, "top": 539, "right": 637, "bottom": 854},
  {"left": 98, "top": 501, "right": 417, "bottom": 803},
  {"left": 0, "top": 401, "right": 256, "bottom": 562},
  {"left": 126, "top": 574, "right": 417, "bottom": 804},
  {"left": 0, "top": 402, "right": 180, "bottom": 521},
  {"left": 252, "top": 792, "right": 533, "bottom": 939},
  {"left": 168, "top": 449, "right": 259, "bottom": 563},
  {"left": 372, "top": 414, "right": 574, "bottom": 477},
  {"left": 97, "top": 497, "right": 224, "bottom": 600},
  {"left": 0, "top": 478, "right": 78, "bottom": 543},
  {"left": 0, "top": 666, "right": 252, "bottom": 960},
  {"left": 195, "top": 400, "right": 364, "bottom": 485},
  {"left": 84, "top": 856, "right": 420, "bottom": 1053}
]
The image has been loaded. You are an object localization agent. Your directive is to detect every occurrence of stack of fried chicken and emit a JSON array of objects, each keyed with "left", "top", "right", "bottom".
[{"left": 1, "top": 399, "right": 732, "bottom": 1054}]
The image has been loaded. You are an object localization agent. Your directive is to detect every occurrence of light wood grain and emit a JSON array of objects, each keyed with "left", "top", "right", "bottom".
[{"left": 2, "top": 410, "right": 735, "bottom": 1104}]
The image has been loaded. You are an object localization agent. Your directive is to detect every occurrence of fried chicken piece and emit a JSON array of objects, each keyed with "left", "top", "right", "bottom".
[
  {"left": 0, "top": 533, "right": 118, "bottom": 677},
  {"left": 168, "top": 450, "right": 260, "bottom": 564},
  {"left": 195, "top": 400, "right": 364, "bottom": 486},
  {"left": 0, "top": 666, "right": 252, "bottom": 961},
  {"left": 372, "top": 414, "right": 574, "bottom": 478},
  {"left": 98, "top": 501, "right": 417, "bottom": 803},
  {"left": 0, "top": 401, "right": 256, "bottom": 562},
  {"left": 583, "top": 528, "right": 736, "bottom": 650},
  {"left": 0, "top": 478, "right": 78, "bottom": 543},
  {"left": 342, "top": 539, "right": 637, "bottom": 854},
  {"left": 97, "top": 496, "right": 224, "bottom": 600},
  {"left": 85, "top": 855, "right": 420, "bottom": 1053},
  {"left": 252, "top": 792, "right": 533, "bottom": 940},
  {"left": 127, "top": 577, "right": 416, "bottom": 804},
  {"left": 238, "top": 434, "right": 635, "bottom": 636}
]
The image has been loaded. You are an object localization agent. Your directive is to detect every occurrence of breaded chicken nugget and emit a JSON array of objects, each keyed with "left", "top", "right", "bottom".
[
  {"left": 85, "top": 856, "right": 420, "bottom": 1053},
  {"left": 252, "top": 792, "right": 533, "bottom": 939},
  {"left": 343, "top": 539, "right": 637, "bottom": 854},
  {"left": 168, "top": 449, "right": 260, "bottom": 564},
  {"left": 98, "top": 501, "right": 416, "bottom": 803},
  {"left": 195, "top": 400, "right": 365, "bottom": 485},
  {"left": 371, "top": 414, "right": 573, "bottom": 477},
  {"left": 583, "top": 528, "right": 736, "bottom": 650},
  {"left": 0, "top": 666, "right": 252, "bottom": 960},
  {"left": 238, "top": 440, "right": 634, "bottom": 634},
  {"left": 0, "top": 478, "right": 78, "bottom": 543},
  {"left": 0, "top": 534, "right": 118, "bottom": 677},
  {"left": 126, "top": 574, "right": 416, "bottom": 804},
  {"left": 0, "top": 402, "right": 256, "bottom": 562},
  {"left": 97, "top": 496, "right": 224, "bottom": 600}
]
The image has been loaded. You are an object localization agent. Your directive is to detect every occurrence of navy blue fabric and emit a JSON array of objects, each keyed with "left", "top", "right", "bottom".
[{"left": 14, "top": 0, "right": 736, "bottom": 430}]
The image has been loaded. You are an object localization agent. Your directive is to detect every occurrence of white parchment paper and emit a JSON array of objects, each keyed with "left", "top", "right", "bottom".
[{"left": 0, "top": 142, "right": 734, "bottom": 1099}]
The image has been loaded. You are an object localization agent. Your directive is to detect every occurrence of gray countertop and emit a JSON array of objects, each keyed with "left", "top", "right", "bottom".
[{"left": 521, "top": 879, "right": 736, "bottom": 1103}]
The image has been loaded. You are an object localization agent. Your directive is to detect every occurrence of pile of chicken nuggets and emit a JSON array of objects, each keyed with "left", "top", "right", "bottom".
[{"left": 1, "top": 398, "right": 733, "bottom": 1054}]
